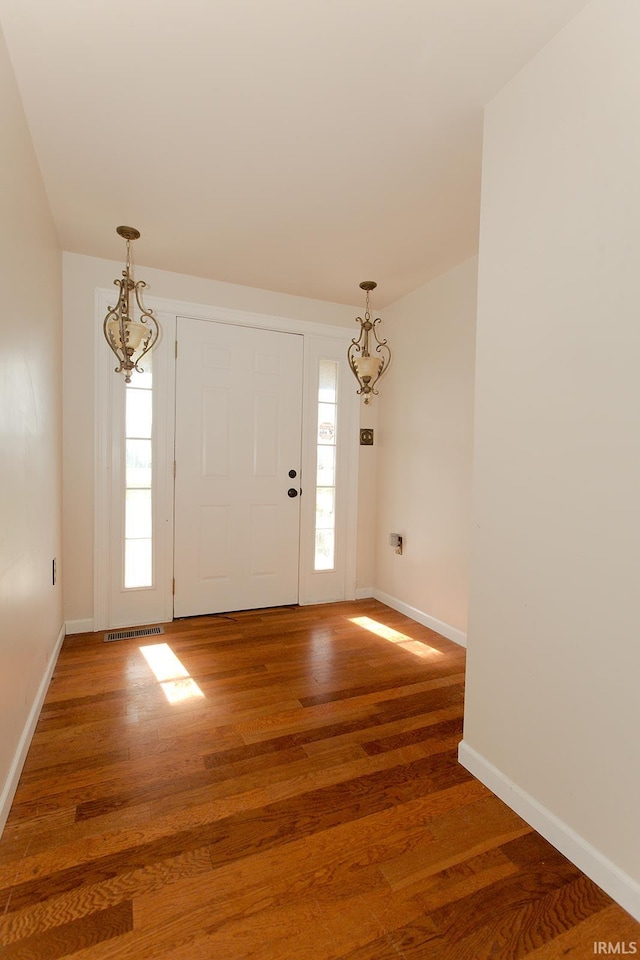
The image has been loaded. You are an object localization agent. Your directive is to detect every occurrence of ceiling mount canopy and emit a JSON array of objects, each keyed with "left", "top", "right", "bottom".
[{"left": 115, "top": 225, "right": 140, "bottom": 242}]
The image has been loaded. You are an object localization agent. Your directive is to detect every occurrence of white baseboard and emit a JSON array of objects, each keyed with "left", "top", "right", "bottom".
[
  {"left": 458, "top": 740, "right": 640, "bottom": 923},
  {"left": 372, "top": 589, "right": 467, "bottom": 648},
  {"left": 65, "top": 618, "right": 95, "bottom": 635},
  {"left": 0, "top": 622, "right": 66, "bottom": 837}
]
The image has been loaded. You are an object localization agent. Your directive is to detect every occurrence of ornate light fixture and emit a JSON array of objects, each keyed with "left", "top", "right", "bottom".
[
  {"left": 347, "top": 280, "right": 391, "bottom": 403},
  {"left": 103, "top": 226, "right": 159, "bottom": 383}
]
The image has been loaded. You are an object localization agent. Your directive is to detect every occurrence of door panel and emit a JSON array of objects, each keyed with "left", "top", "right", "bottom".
[{"left": 174, "top": 318, "right": 303, "bottom": 616}]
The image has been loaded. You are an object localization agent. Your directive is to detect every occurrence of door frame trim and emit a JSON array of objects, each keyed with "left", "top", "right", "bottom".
[{"left": 94, "top": 291, "right": 359, "bottom": 628}]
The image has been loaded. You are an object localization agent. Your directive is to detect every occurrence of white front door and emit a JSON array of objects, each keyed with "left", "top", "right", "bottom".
[{"left": 173, "top": 317, "right": 303, "bottom": 617}]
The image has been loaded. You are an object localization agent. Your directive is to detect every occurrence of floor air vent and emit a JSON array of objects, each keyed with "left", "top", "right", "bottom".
[{"left": 104, "top": 626, "right": 164, "bottom": 643}]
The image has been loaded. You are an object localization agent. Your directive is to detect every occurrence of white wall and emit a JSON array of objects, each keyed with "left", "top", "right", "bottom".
[
  {"left": 0, "top": 26, "right": 63, "bottom": 830},
  {"left": 462, "top": 0, "right": 640, "bottom": 918},
  {"left": 374, "top": 257, "right": 477, "bottom": 643},
  {"left": 63, "top": 252, "right": 362, "bottom": 624}
]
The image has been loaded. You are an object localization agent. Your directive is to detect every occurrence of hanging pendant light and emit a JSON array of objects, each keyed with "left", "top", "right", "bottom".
[
  {"left": 103, "top": 226, "right": 159, "bottom": 383},
  {"left": 347, "top": 281, "right": 391, "bottom": 403}
]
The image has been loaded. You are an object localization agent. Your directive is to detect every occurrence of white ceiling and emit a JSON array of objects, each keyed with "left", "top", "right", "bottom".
[{"left": 0, "top": 0, "right": 589, "bottom": 307}]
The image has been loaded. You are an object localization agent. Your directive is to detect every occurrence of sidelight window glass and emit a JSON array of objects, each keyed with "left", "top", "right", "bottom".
[
  {"left": 124, "top": 360, "right": 153, "bottom": 588},
  {"left": 314, "top": 360, "right": 338, "bottom": 570}
]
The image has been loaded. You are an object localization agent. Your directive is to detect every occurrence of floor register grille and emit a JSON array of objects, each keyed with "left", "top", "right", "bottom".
[{"left": 103, "top": 626, "right": 164, "bottom": 643}]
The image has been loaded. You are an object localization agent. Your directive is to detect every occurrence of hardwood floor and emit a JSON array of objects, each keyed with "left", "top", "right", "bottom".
[{"left": 1, "top": 600, "right": 637, "bottom": 958}]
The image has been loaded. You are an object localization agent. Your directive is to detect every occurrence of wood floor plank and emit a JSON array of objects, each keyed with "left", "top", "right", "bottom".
[
  {"left": 1, "top": 901, "right": 133, "bottom": 960},
  {"left": 0, "top": 600, "right": 636, "bottom": 959},
  {"left": 0, "top": 849, "right": 212, "bottom": 947},
  {"left": 521, "top": 903, "right": 640, "bottom": 959}
]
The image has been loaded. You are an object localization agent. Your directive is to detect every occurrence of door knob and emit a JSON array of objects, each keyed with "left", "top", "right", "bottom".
[{"left": 287, "top": 488, "right": 298, "bottom": 498}]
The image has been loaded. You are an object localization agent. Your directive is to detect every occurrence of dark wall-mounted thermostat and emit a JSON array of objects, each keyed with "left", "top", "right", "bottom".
[{"left": 360, "top": 428, "right": 374, "bottom": 446}]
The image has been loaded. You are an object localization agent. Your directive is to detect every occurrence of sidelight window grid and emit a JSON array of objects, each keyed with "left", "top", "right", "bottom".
[
  {"left": 124, "top": 361, "right": 153, "bottom": 588},
  {"left": 314, "top": 359, "right": 338, "bottom": 571}
]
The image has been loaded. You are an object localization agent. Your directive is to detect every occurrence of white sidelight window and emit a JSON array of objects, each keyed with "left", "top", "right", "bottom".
[
  {"left": 124, "top": 360, "right": 153, "bottom": 588},
  {"left": 299, "top": 336, "right": 358, "bottom": 605},
  {"left": 315, "top": 359, "right": 339, "bottom": 571},
  {"left": 97, "top": 293, "right": 174, "bottom": 631}
]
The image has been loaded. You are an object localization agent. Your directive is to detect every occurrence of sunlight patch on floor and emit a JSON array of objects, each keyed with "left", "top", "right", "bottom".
[
  {"left": 139, "top": 642, "right": 205, "bottom": 703},
  {"left": 348, "top": 616, "right": 443, "bottom": 659}
]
